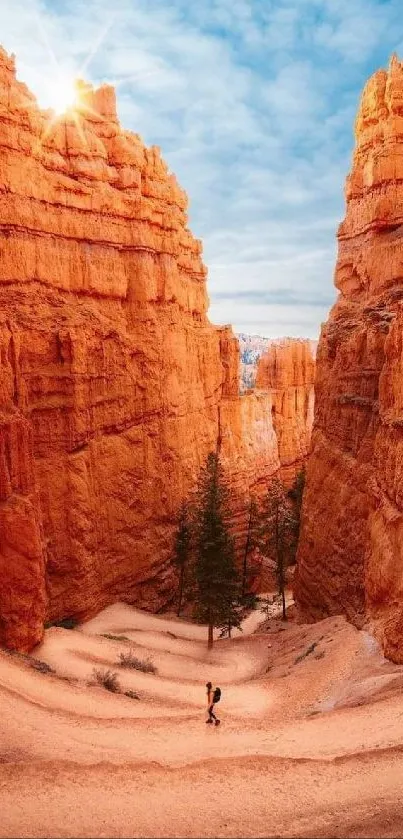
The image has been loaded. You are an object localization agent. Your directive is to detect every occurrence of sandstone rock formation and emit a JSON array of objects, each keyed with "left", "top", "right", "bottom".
[
  {"left": 0, "top": 45, "right": 320, "bottom": 651},
  {"left": 237, "top": 333, "right": 271, "bottom": 391},
  {"left": 238, "top": 333, "right": 317, "bottom": 398},
  {"left": 295, "top": 55, "right": 403, "bottom": 662},
  {"left": 256, "top": 339, "right": 316, "bottom": 483},
  {"left": 0, "top": 47, "right": 286, "bottom": 651}
]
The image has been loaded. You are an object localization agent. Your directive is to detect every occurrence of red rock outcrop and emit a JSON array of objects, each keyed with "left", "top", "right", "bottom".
[
  {"left": 295, "top": 55, "right": 403, "bottom": 661},
  {"left": 0, "top": 48, "right": 285, "bottom": 650},
  {"left": 237, "top": 333, "right": 271, "bottom": 391},
  {"left": 256, "top": 339, "right": 316, "bottom": 483}
]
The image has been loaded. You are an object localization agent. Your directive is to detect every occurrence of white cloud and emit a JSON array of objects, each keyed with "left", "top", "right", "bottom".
[{"left": 0, "top": 0, "right": 401, "bottom": 336}]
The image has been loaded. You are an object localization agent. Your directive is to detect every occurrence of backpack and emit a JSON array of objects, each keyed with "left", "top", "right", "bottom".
[{"left": 213, "top": 687, "right": 221, "bottom": 704}]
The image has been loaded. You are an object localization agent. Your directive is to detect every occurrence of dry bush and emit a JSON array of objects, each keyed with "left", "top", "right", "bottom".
[
  {"left": 101, "top": 633, "right": 130, "bottom": 641},
  {"left": 118, "top": 650, "right": 156, "bottom": 674},
  {"left": 29, "top": 658, "right": 55, "bottom": 674},
  {"left": 4, "top": 651, "right": 55, "bottom": 674},
  {"left": 124, "top": 689, "right": 140, "bottom": 700},
  {"left": 0, "top": 649, "right": 55, "bottom": 675},
  {"left": 294, "top": 642, "right": 317, "bottom": 664},
  {"left": 92, "top": 668, "right": 120, "bottom": 692}
]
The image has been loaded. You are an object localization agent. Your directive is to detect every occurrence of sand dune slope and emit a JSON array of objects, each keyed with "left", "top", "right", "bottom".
[{"left": 2, "top": 602, "right": 403, "bottom": 838}]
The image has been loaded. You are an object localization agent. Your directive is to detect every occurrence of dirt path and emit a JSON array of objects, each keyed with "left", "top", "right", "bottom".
[
  {"left": 3, "top": 751, "right": 403, "bottom": 839},
  {"left": 2, "top": 602, "right": 403, "bottom": 837}
]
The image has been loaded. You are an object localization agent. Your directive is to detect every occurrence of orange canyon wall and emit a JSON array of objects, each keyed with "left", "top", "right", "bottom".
[
  {"left": 256, "top": 339, "right": 316, "bottom": 484},
  {"left": 295, "top": 55, "right": 403, "bottom": 662},
  {"left": 0, "top": 48, "right": 313, "bottom": 650}
]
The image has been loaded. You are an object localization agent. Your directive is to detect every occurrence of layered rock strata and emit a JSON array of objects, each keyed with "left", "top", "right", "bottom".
[
  {"left": 0, "top": 48, "right": 284, "bottom": 650},
  {"left": 237, "top": 333, "right": 271, "bottom": 391},
  {"left": 255, "top": 339, "right": 316, "bottom": 483},
  {"left": 295, "top": 55, "right": 403, "bottom": 661}
]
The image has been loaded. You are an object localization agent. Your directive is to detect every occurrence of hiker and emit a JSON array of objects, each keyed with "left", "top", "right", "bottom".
[{"left": 205, "top": 681, "right": 221, "bottom": 726}]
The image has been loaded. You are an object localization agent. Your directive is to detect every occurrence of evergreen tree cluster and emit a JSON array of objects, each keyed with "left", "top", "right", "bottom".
[
  {"left": 172, "top": 453, "right": 306, "bottom": 647},
  {"left": 173, "top": 453, "right": 242, "bottom": 648}
]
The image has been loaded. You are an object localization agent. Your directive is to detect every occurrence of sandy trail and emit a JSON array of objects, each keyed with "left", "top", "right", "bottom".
[
  {"left": 80, "top": 599, "right": 274, "bottom": 641},
  {"left": 2, "top": 601, "right": 403, "bottom": 837},
  {"left": 3, "top": 751, "right": 403, "bottom": 839}
]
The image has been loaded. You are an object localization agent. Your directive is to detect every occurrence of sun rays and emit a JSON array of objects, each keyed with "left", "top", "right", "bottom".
[
  {"left": 24, "top": 11, "right": 116, "bottom": 156},
  {"left": 46, "top": 74, "right": 79, "bottom": 115},
  {"left": 10, "top": 6, "right": 156, "bottom": 161}
]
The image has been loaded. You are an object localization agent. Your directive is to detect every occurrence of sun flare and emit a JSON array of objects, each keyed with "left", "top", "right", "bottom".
[{"left": 48, "top": 75, "right": 78, "bottom": 115}]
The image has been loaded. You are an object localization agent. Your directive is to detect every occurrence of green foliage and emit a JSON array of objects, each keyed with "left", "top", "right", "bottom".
[
  {"left": 217, "top": 588, "right": 243, "bottom": 639},
  {"left": 239, "top": 592, "right": 259, "bottom": 610},
  {"left": 259, "top": 477, "right": 298, "bottom": 620},
  {"left": 45, "top": 616, "right": 78, "bottom": 630},
  {"left": 288, "top": 467, "right": 306, "bottom": 506},
  {"left": 287, "top": 467, "right": 306, "bottom": 564},
  {"left": 172, "top": 501, "right": 192, "bottom": 616},
  {"left": 192, "top": 452, "right": 242, "bottom": 646},
  {"left": 241, "top": 496, "right": 261, "bottom": 598},
  {"left": 258, "top": 595, "right": 277, "bottom": 615}
]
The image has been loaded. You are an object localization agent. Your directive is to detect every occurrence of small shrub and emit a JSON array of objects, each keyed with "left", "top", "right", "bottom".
[
  {"left": 29, "top": 658, "right": 55, "bottom": 674},
  {"left": 101, "top": 633, "right": 130, "bottom": 641},
  {"left": 0, "top": 649, "right": 55, "bottom": 675},
  {"left": 45, "top": 617, "right": 78, "bottom": 630},
  {"left": 294, "top": 642, "right": 317, "bottom": 665},
  {"left": 239, "top": 592, "right": 258, "bottom": 609},
  {"left": 118, "top": 650, "right": 157, "bottom": 674},
  {"left": 124, "top": 689, "right": 140, "bottom": 700},
  {"left": 259, "top": 596, "right": 277, "bottom": 615},
  {"left": 92, "top": 668, "right": 120, "bottom": 692}
]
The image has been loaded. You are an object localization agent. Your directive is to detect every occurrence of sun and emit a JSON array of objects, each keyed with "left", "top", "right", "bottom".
[{"left": 47, "top": 74, "right": 78, "bottom": 115}]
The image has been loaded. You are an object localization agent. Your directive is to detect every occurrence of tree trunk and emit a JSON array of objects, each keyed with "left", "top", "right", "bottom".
[
  {"left": 281, "top": 586, "right": 287, "bottom": 621},
  {"left": 208, "top": 622, "right": 214, "bottom": 649},
  {"left": 177, "top": 567, "right": 184, "bottom": 617}
]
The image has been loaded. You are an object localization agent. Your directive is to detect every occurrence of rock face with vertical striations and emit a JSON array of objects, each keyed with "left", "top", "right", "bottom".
[
  {"left": 295, "top": 55, "right": 403, "bottom": 662},
  {"left": 255, "top": 339, "right": 316, "bottom": 483},
  {"left": 0, "top": 47, "right": 287, "bottom": 650},
  {"left": 237, "top": 333, "right": 272, "bottom": 391}
]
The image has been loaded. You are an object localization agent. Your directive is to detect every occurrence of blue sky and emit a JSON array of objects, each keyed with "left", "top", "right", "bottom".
[{"left": 1, "top": 0, "right": 402, "bottom": 337}]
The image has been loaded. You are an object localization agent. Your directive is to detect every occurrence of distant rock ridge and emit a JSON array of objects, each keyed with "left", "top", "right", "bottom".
[
  {"left": 295, "top": 54, "right": 403, "bottom": 662},
  {"left": 238, "top": 333, "right": 317, "bottom": 392}
]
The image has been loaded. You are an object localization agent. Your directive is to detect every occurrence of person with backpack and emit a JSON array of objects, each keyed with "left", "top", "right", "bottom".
[{"left": 205, "top": 681, "right": 221, "bottom": 726}]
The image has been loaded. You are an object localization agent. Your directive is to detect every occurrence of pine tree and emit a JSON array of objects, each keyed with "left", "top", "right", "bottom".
[
  {"left": 172, "top": 501, "right": 192, "bottom": 617},
  {"left": 289, "top": 467, "right": 306, "bottom": 509},
  {"left": 193, "top": 452, "right": 241, "bottom": 648},
  {"left": 260, "top": 477, "right": 297, "bottom": 621},
  {"left": 287, "top": 467, "right": 306, "bottom": 564},
  {"left": 241, "top": 496, "right": 261, "bottom": 599}
]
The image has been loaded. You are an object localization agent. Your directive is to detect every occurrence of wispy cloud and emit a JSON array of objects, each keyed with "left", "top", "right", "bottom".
[{"left": 1, "top": 0, "right": 402, "bottom": 337}]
